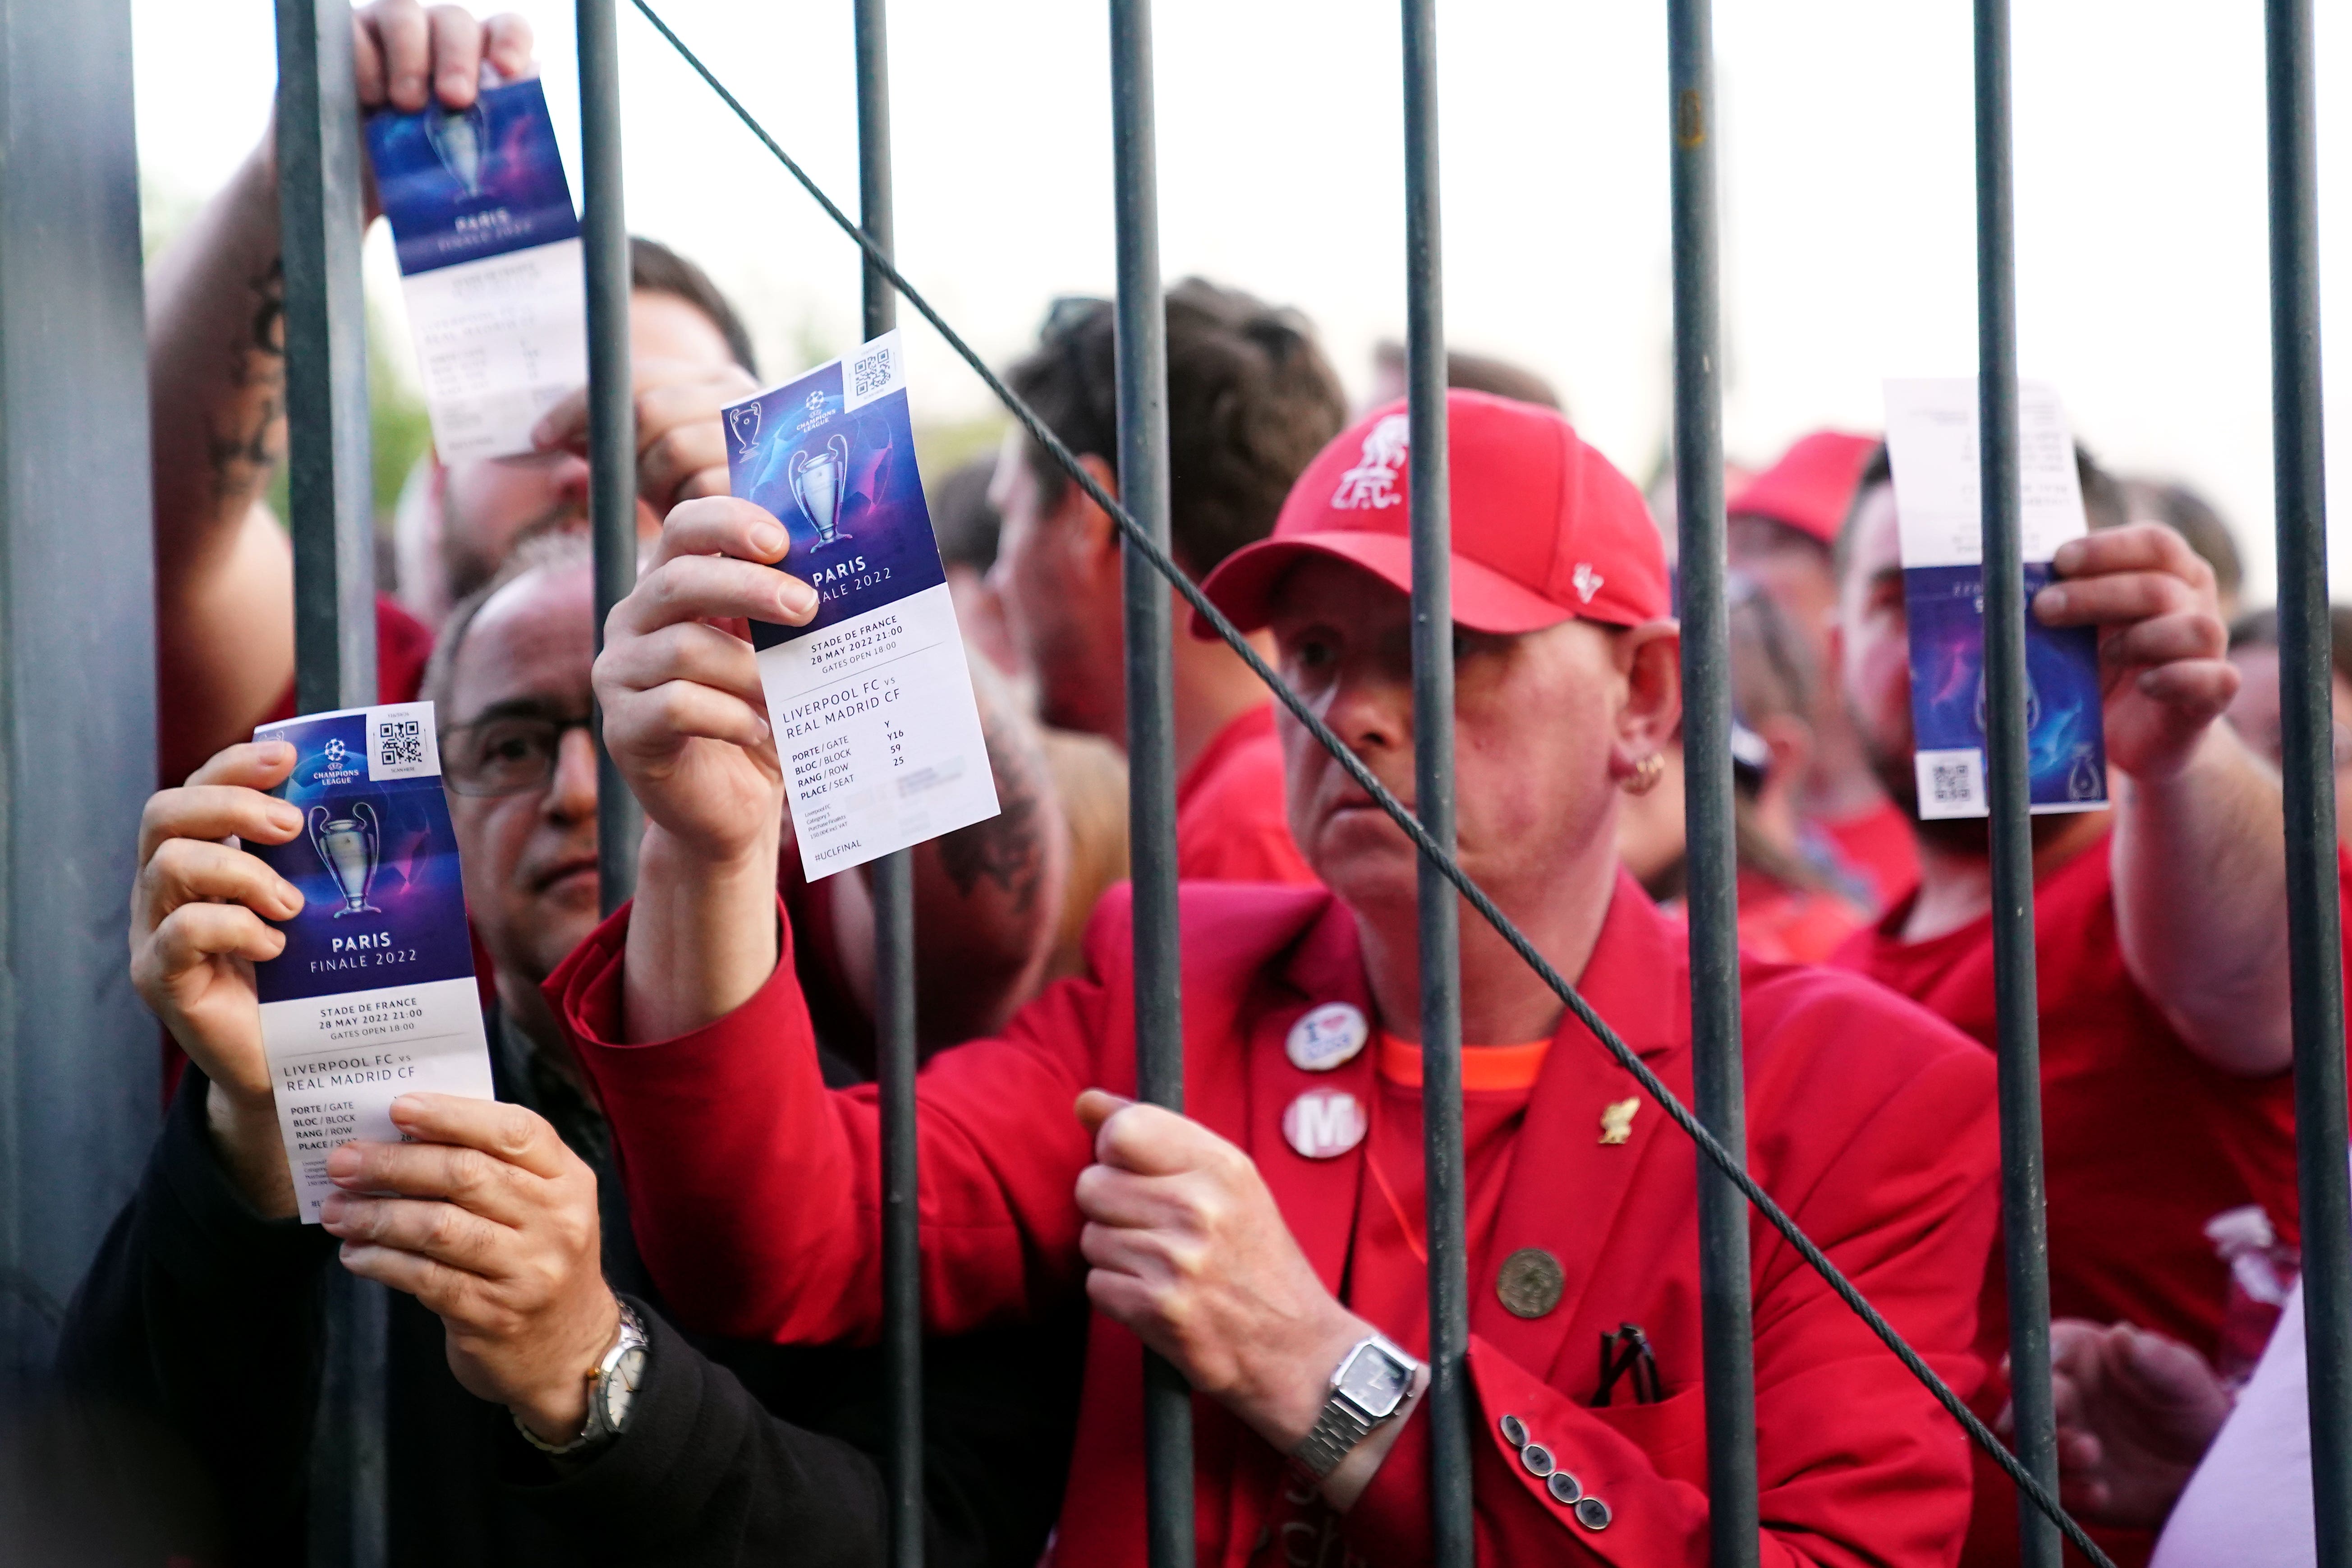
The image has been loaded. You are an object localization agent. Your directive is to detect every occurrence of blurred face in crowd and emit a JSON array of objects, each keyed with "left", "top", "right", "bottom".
[
  {"left": 441, "top": 563, "right": 601, "bottom": 990},
  {"left": 1836, "top": 482, "right": 1920, "bottom": 809},
  {"left": 437, "top": 290, "right": 738, "bottom": 605},
  {"left": 2226, "top": 640, "right": 2352, "bottom": 849},
  {"left": 1727, "top": 515, "right": 1838, "bottom": 704},
  {"left": 986, "top": 430, "right": 1123, "bottom": 736},
  {"left": 1266, "top": 554, "right": 1681, "bottom": 929}
]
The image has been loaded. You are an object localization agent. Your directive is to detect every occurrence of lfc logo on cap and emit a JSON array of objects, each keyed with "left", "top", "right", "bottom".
[
  {"left": 1330, "top": 413, "right": 1410, "bottom": 511},
  {"left": 1283, "top": 1089, "right": 1367, "bottom": 1159},
  {"left": 1572, "top": 562, "right": 1604, "bottom": 603},
  {"left": 1285, "top": 1002, "right": 1369, "bottom": 1073}
]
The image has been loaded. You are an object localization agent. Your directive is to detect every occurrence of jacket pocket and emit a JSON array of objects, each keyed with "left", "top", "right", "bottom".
[{"left": 1585, "top": 1385, "right": 1709, "bottom": 1492}]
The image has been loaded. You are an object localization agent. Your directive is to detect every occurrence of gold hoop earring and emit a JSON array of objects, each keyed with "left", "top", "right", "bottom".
[{"left": 1622, "top": 753, "right": 1666, "bottom": 796}]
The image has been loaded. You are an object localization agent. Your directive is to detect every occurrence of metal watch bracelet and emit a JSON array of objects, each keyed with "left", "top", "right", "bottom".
[{"left": 514, "top": 1299, "right": 649, "bottom": 1458}]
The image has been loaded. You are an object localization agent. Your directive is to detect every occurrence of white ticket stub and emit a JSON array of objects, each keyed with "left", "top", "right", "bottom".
[
  {"left": 366, "top": 77, "right": 587, "bottom": 463},
  {"left": 250, "top": 704, "right": 496, "bottom": 1223},
  {"left": 725, "top": 331, "right": 1001, "bottom": 878}
]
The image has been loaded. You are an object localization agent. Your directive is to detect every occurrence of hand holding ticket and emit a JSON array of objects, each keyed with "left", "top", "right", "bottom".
[
  {"left": 1883, "top": 378, "right": 2109, "bottom": 820},
  {"left": 242, "top": 704, "right": 497, "bottom": 1222},
  {"left": 723, "top": 331, "right": 1002, "bottom": 878}
]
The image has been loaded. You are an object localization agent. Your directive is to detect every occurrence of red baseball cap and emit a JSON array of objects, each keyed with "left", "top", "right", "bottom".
[
  {"left": 1724, "top": 430, "right": 1878, "bottom": 546},
  {"left": 1195, "top": 390, "right": 1669, "bottom": 637}
]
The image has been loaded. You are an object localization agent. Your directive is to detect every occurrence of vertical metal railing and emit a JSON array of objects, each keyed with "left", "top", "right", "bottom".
[
  {"left": 854, "top": 1, "right": 924, "bottom": 1561},
  {"left": 2265, "top": 3, "right": 2352, "bottom": 1562},
  {"left": 1971, "top": 5, "right": 2061, "bottom": 1564},
  {"left": 1106, "top": 5, "right": 1190, "bottom": 1565},
  {"left": 1665, "top": 4, "right": 1759, "bottom": 1563},
  {"left": 1398, "top": 4, "right": 1469, "bottom": 1562},
  {"left": 273, "top": 4, "right": 384, "bottom": 1565},
  {"left": 580, "top": 0, "right": 640, "bottom": 916}
]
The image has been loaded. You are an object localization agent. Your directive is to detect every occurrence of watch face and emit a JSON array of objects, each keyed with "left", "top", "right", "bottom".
[
  {"left": 601, "top": 1343, "right": 648, "bottom": 1434},
  {"left": 1336, "top": 1343, "right": 1411, "bottom": 1418}
]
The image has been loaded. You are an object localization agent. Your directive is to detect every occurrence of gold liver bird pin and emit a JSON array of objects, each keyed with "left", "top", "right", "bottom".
[{"left": 1599, "top": 1096, "right": 1640, "bottom": 1146}]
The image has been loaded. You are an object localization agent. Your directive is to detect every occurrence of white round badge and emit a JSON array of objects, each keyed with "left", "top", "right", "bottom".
[
  {"left": 1282, "top": 1089, "right": 1368, "bottom": 1160},
  {"left": 1286, "top": 1002, "right": 1369, "bottom": 1073}
]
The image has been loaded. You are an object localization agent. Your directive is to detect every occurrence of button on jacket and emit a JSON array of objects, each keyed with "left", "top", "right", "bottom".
[{"left": 554, "top": 874, "right": 2002, "bottom": 1566}]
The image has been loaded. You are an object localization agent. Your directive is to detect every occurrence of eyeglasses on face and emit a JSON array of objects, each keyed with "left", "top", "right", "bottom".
[{"left": 440, "top": 711, "right": 596, "bottom": 798}]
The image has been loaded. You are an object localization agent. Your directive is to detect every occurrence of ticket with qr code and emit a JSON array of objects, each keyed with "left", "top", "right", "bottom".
[
  {"left": 723, "top": 329, "right": 1001, "bottom": 880},
  {"left": 365, "top": 74, "right": 586, "bottom": 463},
  {"left": 1884, "top": 377, "right": 2108, "bottom": 821},
  {"left": 247, "top": 703, "right": 495, "bottom": 1223}
]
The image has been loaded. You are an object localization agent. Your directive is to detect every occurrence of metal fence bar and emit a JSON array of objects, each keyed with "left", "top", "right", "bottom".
[
  {"left": 853, "top": 2, "right": 923, "bottom": 1562},
  {"left": 625, "top": 17, "right": 2116, "bottom": 1557},
  {"left": 0, "top": 0, "right": 157, "bottom": 1404},
  {"left": 1970, "top": 5, "right": 2061, "bottom": 1565},
  {"left": 1664, "top": 5, "right": 1759, "bottom": 1562},
  {"left": 1106, "top": 4, "right": 1190, "bottom": 1564},
  {"left": 580, "top": 0, "right": 640, "bottom": 916},
  {"left": 1398, "top": 3, "right": 1469, "bottom": 1560},
  {"left": 2264, "top": 2, "right": 2352, "bottom": 1560},
  {"left": 274, "top": 4, "right": 384, "bottom": 1564}
]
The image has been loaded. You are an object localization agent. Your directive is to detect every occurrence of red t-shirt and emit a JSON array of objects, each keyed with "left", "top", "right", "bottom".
[
  {"left": 1815, "top": 797, "right": 1921, "bottom": 915},
  {"left": 1832, "top": 832, "right": 2307, "bottom": 1568},
  {"left": 1175, "top": 705, "right": 1317, "bottom": 886},
  {"left": 257, "top": 594, "right": 436, "bottom": 728},
  {"left": 1735, "top": 869, "right": 1866, "bottom": 965},
  {"left": 1261, "top": 1032, "right": 1549, "bottom": 1565}
]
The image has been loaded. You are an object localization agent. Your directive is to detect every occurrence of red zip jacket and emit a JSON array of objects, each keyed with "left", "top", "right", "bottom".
[{"left": 552, "top": 873, "right": 2000, "bottom": 1566}]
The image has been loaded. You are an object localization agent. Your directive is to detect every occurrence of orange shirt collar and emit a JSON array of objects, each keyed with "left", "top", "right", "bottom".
[{"left": 1377, "top": 1031, "right": 1552, "bottom": 1093}]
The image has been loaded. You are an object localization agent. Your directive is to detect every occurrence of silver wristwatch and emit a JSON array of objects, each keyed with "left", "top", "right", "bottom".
[
  {"left": 1292, "top": 1334, "right": 1421, "bottom": 1479},
  {"left": 515, "top": 1299, "right": 651, "bottom": 1459}
]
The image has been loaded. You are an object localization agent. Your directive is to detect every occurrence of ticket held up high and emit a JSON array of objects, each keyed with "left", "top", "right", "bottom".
[
  {"left": 365, "top": 75, "right": 586, "bottom": 464},
  {"left": 724, "top": 331, "right": 1001, "bottom": 880}
]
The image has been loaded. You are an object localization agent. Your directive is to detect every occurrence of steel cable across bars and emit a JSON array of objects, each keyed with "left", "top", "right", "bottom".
[{"left": 625, "top": 4, "right": 2114, "bottom": 1561}]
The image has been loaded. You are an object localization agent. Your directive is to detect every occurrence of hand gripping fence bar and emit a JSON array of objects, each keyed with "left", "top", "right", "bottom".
[{"left": 626, "top": 5, "right": 2115, "bottom": 1561}]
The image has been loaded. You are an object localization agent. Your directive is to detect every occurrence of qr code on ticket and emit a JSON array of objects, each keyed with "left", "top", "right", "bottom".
[
  {"left": 378, "top": 718, "right": 425, "bottom": 770},
  {"left": 1915, "top": 748, "right": 1984, "bottom": 819},
  {"left": 851, "top": 345, "right": 894, "bottom": 400}
]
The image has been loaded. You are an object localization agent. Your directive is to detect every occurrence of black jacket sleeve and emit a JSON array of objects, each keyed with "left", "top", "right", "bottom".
[{"left": 50, "top": 1068, "right": 336, "bottom": 1567}]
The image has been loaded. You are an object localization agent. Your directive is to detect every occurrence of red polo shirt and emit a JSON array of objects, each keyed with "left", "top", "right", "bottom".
[
  {"left": 1174, "top": 704, "right": 1316, "bottom": 885},
  {"left": 1832, "top": 831, "right": 2310, "bottom": 1568},
  {"left": 1814, "top": 797, "right": 1920, "bottom": 915}
]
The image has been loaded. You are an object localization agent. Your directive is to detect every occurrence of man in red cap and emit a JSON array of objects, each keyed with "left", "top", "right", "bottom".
[
  {"left": 553, "top": 391, "right": 2003, "bottom": 1562},
  {"left": 1726, "top": 430, "right": 1919, "bottom": 910}
]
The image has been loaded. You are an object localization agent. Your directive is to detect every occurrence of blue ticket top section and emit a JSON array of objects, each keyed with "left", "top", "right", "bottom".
[
  {"left": 1906, "top": 562, "right": 2108, "bottom": 810},
  {"left": 249, "top": 708, "right": 479, "bottom": 1005},
  {"left": 724, "top": 335, "right": 947, "bottom": 649},
  {"left": 366, "top": 77, "right": 579, "bottom": 276}
]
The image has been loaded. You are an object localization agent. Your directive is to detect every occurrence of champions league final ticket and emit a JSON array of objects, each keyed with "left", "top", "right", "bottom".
[
  {"left": 365, "top": 74, "right": 586, "bottom": 463},
  {"left": 249, "top": 704, "right": 495, "bottom": 1223},
  {"left": 1884, "top": 377, "right": 2108, "bottom": 821},
  {"left": 724, "top": 330, "right": 1001, "bottom": 880}
]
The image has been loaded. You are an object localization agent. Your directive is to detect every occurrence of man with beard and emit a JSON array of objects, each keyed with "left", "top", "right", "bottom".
[{"left": 1827, "top": 443, "right": 2311, "bottom": 1568}]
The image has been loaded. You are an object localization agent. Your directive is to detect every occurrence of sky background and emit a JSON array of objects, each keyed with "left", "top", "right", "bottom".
[{"left": 132, "top": 0, "right": 2349, "bottom": 601}]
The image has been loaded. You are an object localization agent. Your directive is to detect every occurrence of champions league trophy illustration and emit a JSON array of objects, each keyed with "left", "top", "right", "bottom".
[
  {"left": 426, "top": 99, "right": 491, "bottom": 198},
  {"left": 309, "top": 802, "right": 384, "bottom": 919},
  {"left": 790, "top": 433, "right": 855, "bottom": 551},
  {"left": 727, "top": 403, "right": 762, "bottom": 460}
]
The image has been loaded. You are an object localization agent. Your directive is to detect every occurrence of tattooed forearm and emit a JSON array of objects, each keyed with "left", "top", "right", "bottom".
[
  {"left": 937, "top": 699, "right": 1051, "bottom": 911},
  {"left": 206, "top": 260, "right": 287, "bottom": 506}
]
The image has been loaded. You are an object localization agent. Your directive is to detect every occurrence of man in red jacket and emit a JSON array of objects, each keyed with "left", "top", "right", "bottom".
[{"left": 551, "top": 391, "right": 2004, "bottom": 1563}]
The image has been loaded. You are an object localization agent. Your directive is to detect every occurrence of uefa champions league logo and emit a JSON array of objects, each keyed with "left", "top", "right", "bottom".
[
  {"left": 805, "top": 390, "right": 826, "bottom": 418},
  {"left": 324, "top": 738, "right": 348, "bottom": 767}
]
